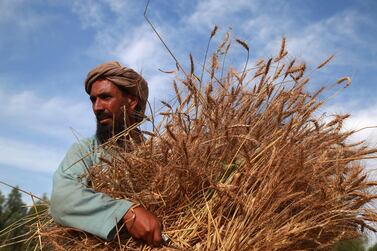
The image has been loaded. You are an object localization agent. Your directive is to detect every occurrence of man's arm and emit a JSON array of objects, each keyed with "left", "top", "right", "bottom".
[
  {"left": 50, "top": 141, "right": 132, "bottom": 240},
  {"left": 50, "top": 139, "right": 163, "bottom": 245}
]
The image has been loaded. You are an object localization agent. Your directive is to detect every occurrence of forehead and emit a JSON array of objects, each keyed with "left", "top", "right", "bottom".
[{"left": 90, "top": 79, "right": 121, "bottom": 96}]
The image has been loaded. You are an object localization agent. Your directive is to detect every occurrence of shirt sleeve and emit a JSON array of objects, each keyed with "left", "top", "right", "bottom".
[{"left": 50, "top": 140, "right": 132, "bottom": 240}]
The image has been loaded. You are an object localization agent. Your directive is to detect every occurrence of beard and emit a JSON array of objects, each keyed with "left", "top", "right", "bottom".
[{"left": 95, "top": 110, "right": 126, "bottom": 144}]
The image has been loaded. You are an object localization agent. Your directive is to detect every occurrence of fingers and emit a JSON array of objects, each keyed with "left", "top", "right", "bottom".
[
  {"left": 152, "top": 226, "right": 163, "bottom": 247},
  {"left": 145, "top": 217, "right": 162, "bottom": 246},
  {"left": 123, "top": 206, "right": 163, "bottom": 246},
  {"left": 146, "top": 229, "right": 154, "bottom": 246}
]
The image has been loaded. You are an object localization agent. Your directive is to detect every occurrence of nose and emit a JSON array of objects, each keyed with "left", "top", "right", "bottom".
[{"left": 93, "top": 98, "right": 104, "bottom": 113}]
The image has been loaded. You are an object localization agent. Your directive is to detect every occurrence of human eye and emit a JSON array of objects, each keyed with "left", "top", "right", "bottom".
[
  {"left": 99, "top": 92, "right": 113, "bottom": 100},
  {"left": 99, "top": 93, "right": 112, "bottom": 100}
]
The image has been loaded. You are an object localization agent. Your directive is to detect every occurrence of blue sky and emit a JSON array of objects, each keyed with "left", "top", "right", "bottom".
[{"left": 0, "top": 0, "right": 376, "bottom": 210}]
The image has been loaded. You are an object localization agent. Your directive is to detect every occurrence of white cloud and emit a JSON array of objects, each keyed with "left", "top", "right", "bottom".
[
  {"left": 103, "top": 0, "right": 128, "bottom": 15},
  {"left": 0, "top": 0, "right": 21, "bottom": 23},
  {"left": 0, "top": 0, "right": 51, "bottom": 30},
  {"left": 323, "top": 100, "right": 377, "bottom": 145},
  {"left": 0, "top": 86, "right": 96, "bottom": 174},
  {"left": 187, "top": 0, "right": 260, "bottom": 30},
  {"left": 187, "top": 0, "right": 376, "bottom": 70},
  {"left": 341, "top": 105, "right": 377, "bottom": 147},
  {"left": 241, "top": 7, "right": 376, "bottom": 69},
  {"left": 0, "top": 88, "right": 94, "bottom": 143},
  {"left": 0, "top": 137, "right": 63, "bottom": 173},
  {"left": 323, "top": 101, "right": 377, "bottom": 178},
  {"left": 113, "top": 24, "right": 170, "bottom": 73},
  {"left": 0, "top": 0, "right": 62, "bottom": 62},
  {"left": 72, "top": 0, "right": 104, "bottom": 29},
  {"left": 283, "top": 10, "right": 370, "bottom": 67},
  {"left": 147, "top": 74, "right": 175, "bottom": 105}
]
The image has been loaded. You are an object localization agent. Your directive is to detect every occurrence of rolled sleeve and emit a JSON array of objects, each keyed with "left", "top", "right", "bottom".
[{"left": 50, "top": 137, "right": 132, "bottom": 240}]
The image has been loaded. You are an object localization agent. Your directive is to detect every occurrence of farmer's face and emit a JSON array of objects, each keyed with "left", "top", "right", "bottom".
[{"left": 89, "top": 79, "right": 138, "bottom": 143}]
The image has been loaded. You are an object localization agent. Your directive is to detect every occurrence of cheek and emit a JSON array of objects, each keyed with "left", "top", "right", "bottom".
[
  {"left": 103, "top": 100, "right": 117, "bottom": 112},
  {"left": 110, "top": 101, "right": 125, "bottom": 115}
]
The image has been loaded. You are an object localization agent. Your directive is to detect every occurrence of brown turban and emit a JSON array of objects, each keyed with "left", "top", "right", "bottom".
[{"left": 84, "top": 61, "right": 149, "bottom": 116}]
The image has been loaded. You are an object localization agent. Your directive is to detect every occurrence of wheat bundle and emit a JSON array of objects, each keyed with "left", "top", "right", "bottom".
[{"left": 29, "top": 36, "right": 377, "bottom": 251}]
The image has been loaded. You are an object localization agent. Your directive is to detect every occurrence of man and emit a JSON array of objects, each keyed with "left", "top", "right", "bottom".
[{"left": 50, "top": 61, "right": 163, "bottom": 246}]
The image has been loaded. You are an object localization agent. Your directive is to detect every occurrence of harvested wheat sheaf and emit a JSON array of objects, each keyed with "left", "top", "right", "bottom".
[{"left": 32, "top": 36, "right": 377, "bottom": 250}]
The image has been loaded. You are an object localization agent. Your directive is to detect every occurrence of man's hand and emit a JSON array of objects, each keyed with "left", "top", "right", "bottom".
[{"left": 123, "top": 205, "right": 162, "bottom": 246}]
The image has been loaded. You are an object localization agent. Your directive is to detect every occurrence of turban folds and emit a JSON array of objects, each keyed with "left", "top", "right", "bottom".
[{"left": 84, "top": 61, "right": 149, "bottom": 115}]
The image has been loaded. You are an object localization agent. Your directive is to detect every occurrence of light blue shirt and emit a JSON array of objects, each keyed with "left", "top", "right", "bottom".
[{"left": 50, "top": 136, "right": 132, "bottom": 240}]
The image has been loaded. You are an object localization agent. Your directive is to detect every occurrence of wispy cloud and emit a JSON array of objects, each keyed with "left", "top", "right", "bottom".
[
  {"left": 102, "top": 0, "right": 128, "bottom": 15},
  {"left": 321, "top": 100, "right": 377, "bottom": 181},
  {"left": 72, "top": 0, "right": 105, "bottom": 29},
  {"left": 0, "top": 0, "right": 64, "bottom": 63},
  {"left": 0, "top": 137, "right": 63, "bottom": 173},
  {"left": 187, "top": 0, "right": 377, "bottom": 70},
  {"left": 0, "top": 85, "right": 95, "bottom": 174},
  {"left": 187, "top": 0, "right": 261, "bottom": 31},
  {"left": 325, "top": 101, "right": 377, "bottom": 147},
  {"left": 0, "top": 87, "right": 94, "bottom": 143},
  {"left": 112, "top": 24, "right": 171, "bottom": 73},
  {"left": 111, "top": 23, "right": 175, "bottom": 105},
  {"left": 281, "top": 10, "right": 376, "bottom": 68},
  {"left": 0, "top": 165, "right": 53, "bottom": 204},
  {"left": 1, "top": 0, "right": 40, "bottom": 27}
]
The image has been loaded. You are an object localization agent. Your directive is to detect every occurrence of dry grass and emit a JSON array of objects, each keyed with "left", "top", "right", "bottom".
[{"left": 9, "top": 35, "right": 377, "bottom": 250}]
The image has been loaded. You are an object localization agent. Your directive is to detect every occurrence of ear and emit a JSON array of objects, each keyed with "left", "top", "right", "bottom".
[{"left": 127, "top": 96, "right": 139, "bottom": 111}]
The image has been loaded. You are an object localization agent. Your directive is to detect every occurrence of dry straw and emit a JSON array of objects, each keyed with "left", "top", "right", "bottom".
[{"left": 3, "top": 33, "right": 377, "bottom": 250}]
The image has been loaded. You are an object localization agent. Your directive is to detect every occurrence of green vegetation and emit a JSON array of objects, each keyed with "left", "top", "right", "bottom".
[
  {"left": 0, "top": 187, "right": 48, "bottom": 250},
  {"left": 332, "top": 238, "right": 377, "bottom": 251},
  {"left": 370, "top": 242, "right": 377, "bottom": 251}
]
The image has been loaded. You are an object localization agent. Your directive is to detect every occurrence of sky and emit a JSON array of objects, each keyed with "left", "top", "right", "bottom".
[{"left": 0, "top": 0, "right": 376, "bottom": 225}]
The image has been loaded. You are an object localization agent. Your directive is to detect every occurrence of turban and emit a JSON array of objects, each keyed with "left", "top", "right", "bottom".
[{"left": 84, "top": 61, "right": 149, "bottom": 116}]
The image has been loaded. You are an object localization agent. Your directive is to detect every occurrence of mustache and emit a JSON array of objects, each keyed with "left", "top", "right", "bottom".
[{"left": 96, "top": 110, "right": 113, "bottom": 122}]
